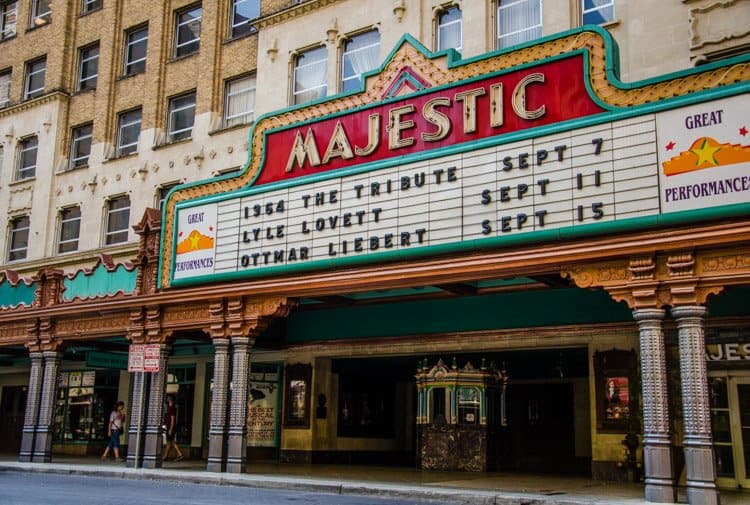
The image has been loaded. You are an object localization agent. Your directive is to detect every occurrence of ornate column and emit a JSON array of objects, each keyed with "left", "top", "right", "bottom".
[
  {"left": 32, "top": 350, "right": 62, "bottom": 462},
  {"left": 18, "top": 351, "right": 43, "bottom": 462},
  {"left": 142, "top": 344, "right": 170, "bottom": 469},
  {"left": 226, "top": 334, "right": 252, "bottom": 473},
  {"left": 126, "top": 371, "right": 147, "bottom": 468},
  {"left": 672, "top": 305, "right": 719, "bottom": 505},
  {"left": 207, "top": 337, "right": 231, "bottom": 472},
  {"left": 633, "top": 308, "right": 675, "bottom": 503}
]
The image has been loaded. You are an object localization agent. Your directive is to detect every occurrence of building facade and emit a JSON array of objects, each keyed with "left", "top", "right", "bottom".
[{"left": 1, "top": 1, "right": 750, "bottom": 504}]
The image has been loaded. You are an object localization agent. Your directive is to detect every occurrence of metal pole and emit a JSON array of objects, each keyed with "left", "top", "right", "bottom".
[{"left": 134, "top": 372, "right": 147, "bottom": 469}]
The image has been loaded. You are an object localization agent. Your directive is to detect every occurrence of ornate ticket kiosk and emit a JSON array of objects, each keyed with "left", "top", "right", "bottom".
[{"left": 415, "top": 358, "right": 508, "bottom": 471}]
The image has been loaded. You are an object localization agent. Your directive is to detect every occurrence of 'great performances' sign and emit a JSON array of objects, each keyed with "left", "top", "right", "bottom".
[{"left": 168, "top": 32, "right": 750, "bottom": 285}]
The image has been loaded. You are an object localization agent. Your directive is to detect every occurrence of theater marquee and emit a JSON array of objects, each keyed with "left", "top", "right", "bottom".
[{"left": 162, "top": 28, "right": 750, "bottom": 287}]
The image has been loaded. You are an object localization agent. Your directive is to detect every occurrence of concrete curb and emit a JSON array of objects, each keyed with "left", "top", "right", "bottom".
[{"left": 0, "top": 462, "right": 646, "bottom": 505}]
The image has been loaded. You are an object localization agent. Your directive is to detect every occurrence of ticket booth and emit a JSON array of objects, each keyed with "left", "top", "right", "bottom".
[{"left": 415, "top": 358, "right": 508, "bottom": 471}]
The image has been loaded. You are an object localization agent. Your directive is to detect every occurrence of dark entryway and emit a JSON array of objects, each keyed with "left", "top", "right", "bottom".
[
  {"left": 0, "top": 385, "right": 27, "bottom": 453},
  {"left": 503, "top": 382, "right": 578, "bottom": 473}
]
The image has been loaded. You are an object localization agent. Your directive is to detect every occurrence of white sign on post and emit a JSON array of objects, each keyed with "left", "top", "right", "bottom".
[{"left": 128, "top": 344, "right": 161, "bottom": 373}]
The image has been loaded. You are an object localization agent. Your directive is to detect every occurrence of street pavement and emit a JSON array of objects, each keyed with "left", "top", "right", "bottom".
[
  {"left": 0, "top": 457, "right": 748, "bottom": 505},
  {"left": 0, "top": 471, "right": 450, "bottom": 505}
]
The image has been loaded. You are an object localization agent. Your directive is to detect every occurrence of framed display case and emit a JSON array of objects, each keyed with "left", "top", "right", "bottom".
[
  {"left": 283, "top": 363, "right": 311, "bottom": 429},
  {"left": 593, "top": 349, "right": 638, "bottom": 433},
  {"left": 53, "top": 370, "right": 119, "bottom": 444}
]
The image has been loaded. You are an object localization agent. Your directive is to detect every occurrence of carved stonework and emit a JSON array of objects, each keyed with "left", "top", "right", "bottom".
[
  {"left": 33, "top": 268, "right": 64, "bottom": 308},
  {"left": 132, "top": 208, "right": 162, "bottom": 296},
  {"left": 689, "top": 0, "right": 750, "bottom": 63},
  {"left": 629, "top": 256, "right": 656, "bottom": 281},
  {"left": 700, "top": 252, "right": 750, "bottom": 274},
  {"left": 671, "top": 305, "right": 720, "bottom": 504},
  {"left": 54, "top": 313, "right": 131, "bottom": 339},
  {"left": 163, "top": 303, "right": 211, "bottom": 330},
  {"left": 561, "top": 262, "right": 630, "bottom": 288},
  {"left": 667, "top": 252, "right": 696, "bottom": 278}
]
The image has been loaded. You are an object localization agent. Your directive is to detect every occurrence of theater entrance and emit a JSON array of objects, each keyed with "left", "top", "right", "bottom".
[{"left": 503, "top": 382, "right": 579, "bottom": 473}]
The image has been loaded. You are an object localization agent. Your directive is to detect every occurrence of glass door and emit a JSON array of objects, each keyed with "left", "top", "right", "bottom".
[
  {"left": 711, "top": 373, "right": 750, "bottom": 489},
  {"left": 731, "top": 378, "right": 750, "bottom": 489}
]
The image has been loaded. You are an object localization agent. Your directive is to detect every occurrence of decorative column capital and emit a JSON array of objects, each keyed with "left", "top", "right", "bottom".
[
  {"left": 671, "top": 304, "right": 708, "bottom": 320},
  {"left": 632, "top": 307, "right": 666, "bottom": 322}
]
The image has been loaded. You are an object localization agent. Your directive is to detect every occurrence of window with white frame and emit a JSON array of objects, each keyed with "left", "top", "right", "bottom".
[
  {"left": 17, "top": 136, "right": 37, "bottom": 180},
  {"left": 341, "top": 30, "right": 380, "bottom": 93},
  {"left": 8, "top": 215, "right": 29, "bottom": 261},
  {"left": 70, "top": 123, "right": 93, "bottom": 169},
  {"left": 24, "top": 57, "right": 46, "bottom": 100},
  {"left": 230, "top": 0, "right": 259, "bottom": 38},
  {"left": 30, "top": 0, "right": 51, "bottom": 26},
  {"left": 224, "top": 74, "right": 256, "bottom": 127},
  {"left": 497, "top": 0, "right": 542, "bottom": 50},
  {"left": 293, "top": 46, "right": 327, "bottom": 105},
  {"left": 58, "top": 206, "right": 81, "bottom": 254},
  {"left": 0, "top": 1, "right": 17, "bottom": 40},
  {"left": 105, "top": 195, "right": 130, "bottom": 245},
  {"left": 437, "top": 5, "right": 462, "bottom": 52},
  {"left": 78, "top": 43, "right": 99, "bottom": 91},
  {"left": 157, "top": 182, "right": 179, "bottom": 211},
  {"left": 167, "top": 92, "right": 196, "bottom": 142},
  {"left": 175, "top": 4, "right": 202, "bottom": 58},
  {"left": 82, "top": 0, "right": 102, "bottom": 13},
  {"left": 582, "top": 0, "right": 614, "bottom": 25},
  {"left": 117, "top": 108, "right": 141, "bottom": 156},
  {"left": 0, "top": 69, "right": 10, "bottom": 108},
  {"left": 124, "top": 25, "right": 148, "bottom": 76}
]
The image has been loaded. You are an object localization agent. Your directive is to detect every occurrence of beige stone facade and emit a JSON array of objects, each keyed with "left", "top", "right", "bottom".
[{"left": 1, "top": 0, "right": 748, "bottom": 273}]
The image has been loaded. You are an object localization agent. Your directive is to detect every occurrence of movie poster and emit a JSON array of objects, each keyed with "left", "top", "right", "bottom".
[{"left": 604, "top": 376, "right": 630, "bottom": 421}]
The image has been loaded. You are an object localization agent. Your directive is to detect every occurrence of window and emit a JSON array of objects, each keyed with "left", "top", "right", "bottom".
[
  {"left": 105, "top": 195, "right": 130, "bottom": 245},
  {"left": 497, "top": 0, "right": 542, "bottom": 50},
  {"left": 167, "top": 92, "right": 196, "bottom": 142},
  {"left": 224, "top": 75, "right": 255, "bottom": 127},
  {"left": 124, "top": 26, "right": 148, "bottom": 76},
  {"left": 78, "top": 44, "right": 99, "bottom": 91},
  {"left": 17, "top": 136, "right": 37, "bottom": 180},
  {"left": 231, "top": 0, "right": 258, "bottom": 38},
  {"left": 175, "top": 5, "right": 201, "bottom": 57},
  {"left": 117, "top": 108, "right": 141, "bottom": 156},
  {"left": 70, "top": 123, "right": 93, "bottom": 169},
  {"left": 8, "top": 216, "right": 29, "bottom": 261},
  {"left": 341, "top": 30, "right": 380, "bottom": 93},
  {"left": 293, "top": 46, "right": 327, "bottom": 105},
  {"left": 24, "top": 57, "right": 46, "bottom": 100},
  {"left": 30, "top": 0, "right": 50, "bottom": 26},
  {"left": 157, "top": 183, "right": 179, "bottom": 211},
  {"left": 82, "top": 0, "right": 102, "bottom": 13},
  {"left": 582, "top": 0, "right": 614, "bottom": 25},
  {"left": 58, "top": 206, "right": 81, "bottom": 254},
  {"left": 0, "top": 70, "right": 10, "bottom": 108},
  {"left": 1, "top": 1, "right": 17, "bottom": 40},
  {"left": 437, "top": 5, "right": 462, "bottom": 52}
]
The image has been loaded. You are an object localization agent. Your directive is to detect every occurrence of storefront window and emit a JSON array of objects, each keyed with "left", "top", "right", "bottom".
[
  {"left": 54, "top": 370, "right": 118, "bottom": 443},
  {"left": 166, "top": 365, "right": 195, "bottom": 445}
]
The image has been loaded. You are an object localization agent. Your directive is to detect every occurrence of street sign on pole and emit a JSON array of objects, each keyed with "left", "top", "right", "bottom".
[{"left": 128, "top": 344, "right": 161, "bottom": 373}]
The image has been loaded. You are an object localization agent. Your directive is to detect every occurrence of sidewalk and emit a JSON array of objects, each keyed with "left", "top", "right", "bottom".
[{"left": 0, "top": 456, "right": 747, "bottom": 505}]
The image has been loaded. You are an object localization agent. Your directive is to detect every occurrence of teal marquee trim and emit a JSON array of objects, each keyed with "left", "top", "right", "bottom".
[
  {"left": 0, "top": 271, "right": 37, "bottom": 310},
  {"left": 160, "top": 25, "right": 750, "bottom": 288},
  {"left": 62, "top": 254, "right": 138, "bottom": 302}
]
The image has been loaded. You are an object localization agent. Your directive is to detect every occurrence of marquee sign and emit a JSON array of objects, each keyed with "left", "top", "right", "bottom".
[{"left": 162, "top": 28, "right": 750, "bottom": 287}]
